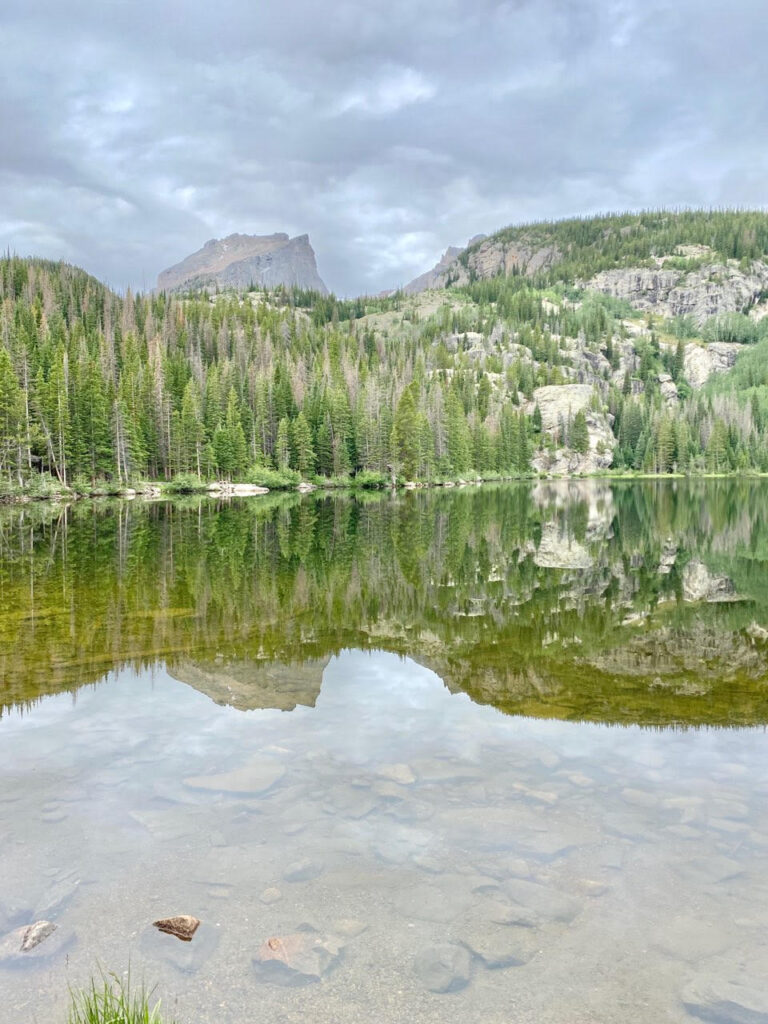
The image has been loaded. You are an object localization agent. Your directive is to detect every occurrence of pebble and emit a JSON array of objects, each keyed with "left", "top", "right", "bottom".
[{"left": 260, "top": 888, "right": 282, "bottom": 905}]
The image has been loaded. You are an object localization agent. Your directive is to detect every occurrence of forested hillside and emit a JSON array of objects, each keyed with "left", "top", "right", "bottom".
[{"left": 3, "top": 209, "right": 768, "bottom": 497}]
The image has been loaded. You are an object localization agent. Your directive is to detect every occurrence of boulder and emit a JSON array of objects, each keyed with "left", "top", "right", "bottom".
[
  {"left": 684, "top": 342, "right": 744, "bottom": 388},
  {"left": 252, "top": 927, "right": 343, "bottom": 986},
  {"left": 184, "top": 755, "right": 285, "bottom": 795},
  {"left": 683, "top": 973, "right": 768, "bottom": 1023},
  {"left": 0, "top": 921, "right": 72, "bottom": 965},
  {"left": 414, "top": 943, "right": 472, "bottom": 993},
  {"left": 142, "top": 920, "right": 218, "bottom": 973}
]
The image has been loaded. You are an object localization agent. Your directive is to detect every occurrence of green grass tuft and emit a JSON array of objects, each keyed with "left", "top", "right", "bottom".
[{"left": 67, "top": 969, "right": 173, "bottom": 1024}]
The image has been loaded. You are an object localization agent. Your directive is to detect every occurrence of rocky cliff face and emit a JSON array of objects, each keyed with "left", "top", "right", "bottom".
[
  {"left": 527, "top": 384, "right": 615, "bottom": 475},
  {"left": 158, "top": 233, "right": 328, "bottom": 294},
  {"left": 401, "top": 235, "right": 486, "bottom": 293},
  {"left": 587, "top": 260, "right": 768, "bottom": 324}
]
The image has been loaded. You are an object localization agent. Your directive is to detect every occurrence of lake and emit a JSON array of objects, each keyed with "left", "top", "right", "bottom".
[{"left": 1, "top": 480, "right": 767, "bottom": 1023}]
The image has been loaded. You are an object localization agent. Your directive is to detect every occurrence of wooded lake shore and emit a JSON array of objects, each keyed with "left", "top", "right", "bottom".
[{"left": 3, "top": 468, "right": 767, "bottom": 504}]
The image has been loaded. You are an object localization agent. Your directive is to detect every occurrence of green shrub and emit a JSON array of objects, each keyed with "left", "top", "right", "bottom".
[
  {"left": 244, "top": 465, "right": 301, "bottom": 489},
  {"left": 24, "top": 472, "right": 66, "bottom": 499},
  {"left": 165, "top": 472, "right": 207, "bottom": 494},
  {"left": 351, "top": 470, "right": 388, "bottom": 489}
]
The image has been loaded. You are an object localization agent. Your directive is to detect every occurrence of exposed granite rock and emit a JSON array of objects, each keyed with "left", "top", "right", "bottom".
[
  {"left": 401, "top": 235, "right": 486, "bottom": 293},
  {"left": 683, "top": 342, "right": 745, "bottom": 388},
  {"left": 529, "top": 384, "right": 615, "bottom": 473},
  {"left": 158, "top": 233, "right": 328, "bottom": 294},
  {"left": 587, "top": 261, "right": 768, "bottom": 325}
]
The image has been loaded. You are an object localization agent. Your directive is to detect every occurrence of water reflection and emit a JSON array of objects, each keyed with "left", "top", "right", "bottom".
[
  {"left": 2, "top": 479, "right": 768, "bottom": 726},
  {"left": 0, "top": 652, "right": 766, "bottom": 1023}
]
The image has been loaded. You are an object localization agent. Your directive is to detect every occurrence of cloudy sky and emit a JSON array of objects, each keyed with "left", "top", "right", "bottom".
[{"left": 1, "top": 0, "right": 766, "bottom": 296}]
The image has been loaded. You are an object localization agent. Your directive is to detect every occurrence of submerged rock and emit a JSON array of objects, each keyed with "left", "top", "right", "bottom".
[
  {"left": 683, "top": 973, "right": 768, "bottom": 1023},
  {"left": 184, "top": 756, "right": 285, "bottom": 795},
  {"left": 253, "top": 927, "right": 343, "bottom": 986},
  {"left": 152, "top": 915, "right": 200, "bottom": 941},
  {"left": 0, "top": 920, "right": 70, "bottom": 965},
  {"left": 143, "top": 920, "right": 218, "bottom": 973},
  {"left": 283, "top": 858, "right": 324, "bottom": 883},
  {"left": 376, "top": 763, "right": 416, "bottom": 785},
  {"left": 414, "top": 943, "right": 472, "bottom": 993}
]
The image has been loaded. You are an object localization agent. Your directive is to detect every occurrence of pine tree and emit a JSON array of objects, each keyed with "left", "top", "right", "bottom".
[
  {"left": 275, "top": 418, "right": 291, "bottom": 470},
  {"left": 391, "top": 382, "right": 421, "bottom": 479},
  {"left": 291, "top": 412, "right": 315, "bottom": 476},
  {"left": 570, "top": 409, "right": 589, "bottom": 454}
]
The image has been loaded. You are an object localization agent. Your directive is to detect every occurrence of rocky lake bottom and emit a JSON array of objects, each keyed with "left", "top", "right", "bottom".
[
  {"left": 1, "top": 650, "right": 767, "bottom": 1024},
  {"left": 2, "top": 482, "right": 768, "bottom": 1022}
]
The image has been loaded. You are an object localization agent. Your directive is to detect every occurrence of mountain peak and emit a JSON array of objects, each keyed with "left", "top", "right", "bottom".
[{"left": 158, "top": 232, "right": 327, "bottom": 294}]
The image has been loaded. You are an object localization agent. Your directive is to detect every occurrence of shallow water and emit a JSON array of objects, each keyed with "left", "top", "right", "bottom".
[{"left": 1, "top": 482, "right": 767, "bottom": 1022}]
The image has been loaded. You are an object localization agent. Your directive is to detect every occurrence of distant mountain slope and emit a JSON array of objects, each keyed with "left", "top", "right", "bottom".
[
  {"left": 402, "top": 234, "right": 486, "bottom": 294},
  {"left": 158, "top": 232, "right": 328, "bottom": 294},
  {"left": 406, "top": 210, "right": 768, "bottom": 324},
  {"left": 5, "top": 210, "right": 768, "bottom": 495}
]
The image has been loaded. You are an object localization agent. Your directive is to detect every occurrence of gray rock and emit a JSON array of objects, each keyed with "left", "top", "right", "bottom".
[
  {"left": 252, "top": 927, "right": 343, "bottom": 986},
  {"left": 283, "top": 858, "right": 324, "bottom": 883},
  {"left": 680, "top": 855, "right": 745, "bottom": 886},
  {"left": 141, "top": 921, "right": 218, "bottom": 974},
  {"left": 588, "top": 260, "right": 768, "bottom": 326},
  {"left": 683, "top": 973, "right": 768, "bottom": 1023},
  {"left": 158, "top": 232, "right": 328, "bottom": 294},
  {"left": 0, "top": 921, "right": 72, "bottom": 966},
  {"left": 184, "top": 756, "right": 285, "bottom": 796},
  {"left": 453, "top": 911, "right": 536, "bottom": 969},
  {"left": 414, "top": 944, "right": 472, "bottom": 993},
  {"left": 654, "top": 917, "right": 730, "bottom": 963},
  {"left": 504, "top": 879, "right": 580, "bottom": 925}
]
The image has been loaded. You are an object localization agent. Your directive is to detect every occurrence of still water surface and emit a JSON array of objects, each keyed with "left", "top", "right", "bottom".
[{"left": 1, "top": 481, "right": 767, "bottom": 1023}]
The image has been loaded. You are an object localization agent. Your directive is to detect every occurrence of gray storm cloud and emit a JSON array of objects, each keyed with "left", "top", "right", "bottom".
[{"left": 1, "top": 0, "right": 766, "bottom": 295}]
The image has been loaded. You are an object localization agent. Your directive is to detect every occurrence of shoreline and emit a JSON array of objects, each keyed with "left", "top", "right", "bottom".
[{"left": 2, "top": 469, "right": 767, "bottom": 505}]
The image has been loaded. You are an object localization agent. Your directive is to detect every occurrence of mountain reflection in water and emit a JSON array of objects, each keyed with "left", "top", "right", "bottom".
[{"left": 2, "top": 479, "right": 768, "bottom": 727}]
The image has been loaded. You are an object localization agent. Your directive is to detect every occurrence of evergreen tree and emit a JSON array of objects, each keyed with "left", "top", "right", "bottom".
[{"left": 570, "top": 410, "right": 589, "bottom": 454}]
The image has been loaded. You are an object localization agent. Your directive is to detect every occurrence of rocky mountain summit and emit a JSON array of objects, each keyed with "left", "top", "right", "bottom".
[{"left": 158, "top": 232, "right": 328, "bottom": 294}]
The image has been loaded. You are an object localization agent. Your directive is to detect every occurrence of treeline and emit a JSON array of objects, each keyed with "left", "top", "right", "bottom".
[
  {"left": 473, "top": 208, "right": 768, "bottom": 283},
  {"left": 0, "top": 257, "right": 538, "bottom": 491},
  {"left": 5, "top": 210, "right": 768, "bottom": 495}
]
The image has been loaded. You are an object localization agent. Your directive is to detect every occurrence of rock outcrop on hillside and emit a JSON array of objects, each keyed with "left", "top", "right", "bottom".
[
  {"left": 682, "top": 341, "right": 744, "bottom": 388},
  {"left": 158, "top": 233, "right": 328, "bottom": 294},
  {"left": 401, "top": 235, "right": 486, "bottom": 293},
  {"left": 587, "top": 261, "right": 768, "bottom": 324},
  {"left": 528, "top": 384, "right": 615, "bottom": 475}
]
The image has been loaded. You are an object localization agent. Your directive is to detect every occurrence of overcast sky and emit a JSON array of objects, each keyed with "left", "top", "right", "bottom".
[{"left": 1, "top": 0, "right": 766, "bottom": 296}]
